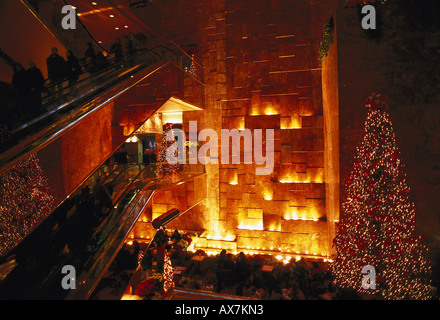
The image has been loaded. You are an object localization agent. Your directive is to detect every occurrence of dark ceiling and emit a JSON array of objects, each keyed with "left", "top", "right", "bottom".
[{"left": 65, "top": 0, "right": 157, "bottom": 45}]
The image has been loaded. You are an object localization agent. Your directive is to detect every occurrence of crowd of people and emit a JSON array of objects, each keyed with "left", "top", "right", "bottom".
[
  {"left": 6, "top": 34, "right": 139, "bottom": 128},
  {"left": 101, "top": 228, "right": 363, "bottom": 301},
  {"left": 10, "top": 47, "right": 82, "bottom": 123},
  {"left": 177, "top": 249, "right": 340, "bottom": 300}
]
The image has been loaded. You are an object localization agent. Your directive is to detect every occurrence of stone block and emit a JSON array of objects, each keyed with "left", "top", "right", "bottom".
[
  {"left": 245, "top": 114, "right": 281, "bottom": 129},
  {"left": 307, "top": 151, "right": 324, "bottom": 168},
  {"left": 248, "top": 208, "right": 263, "bottom": 219},
  {"left": 280, "top": 144, "right": 292, "bottom": 164}
]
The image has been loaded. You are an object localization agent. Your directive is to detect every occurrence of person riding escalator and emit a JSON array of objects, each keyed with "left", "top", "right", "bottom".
[{"left": 92, "top": 176, "right": 113, "bottom": 222}]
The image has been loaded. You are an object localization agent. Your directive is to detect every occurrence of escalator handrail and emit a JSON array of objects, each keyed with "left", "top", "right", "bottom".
[
  {"left": 32, "top": 164, "right": 149, "bottom": 289},
  {"left": 90, "top": 164, "right": 160, "bottom": 243},
  {"left": 56, "top": 166, "right": 162, "bottom": 299},
  {"left": 0, "top": 41, "right": 204, "bottom": 173},
  {"left": 76, "top": 168, "right": 207, "bottom": 300},
  {"left": 70, "top": 172, "right": 163, "bottom": 299},
  {"left": 32, "top": 164, "right": 151, "bottom": 293},
  {"left": 0, "top": 60, "right": 162, "bottom": 175}
]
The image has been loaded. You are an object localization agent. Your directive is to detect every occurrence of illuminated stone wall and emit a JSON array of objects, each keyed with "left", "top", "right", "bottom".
[
  {"left": 157, "top": 0, "right": 339, "bottom": 258},
  {"left": 211, "top": 0, "right": 336, "bottom": 258}
]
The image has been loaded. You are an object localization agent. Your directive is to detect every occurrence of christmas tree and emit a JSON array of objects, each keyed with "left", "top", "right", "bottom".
[
  {"left": 163, "top": 251, "right": 174, "bottom": 293},
  {"left": 0, "top": 153, "right": 54, "bottom": 257},
  {"left": 330, "top": 92, "right": 435, "bottom": 300},
  {"left": 157, "top": 123, "right": 181, "bottom": 175}
]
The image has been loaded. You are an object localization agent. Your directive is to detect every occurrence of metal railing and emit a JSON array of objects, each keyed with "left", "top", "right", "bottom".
[{"left": 0, "top": 41, "right": 204, "bottom": 176}]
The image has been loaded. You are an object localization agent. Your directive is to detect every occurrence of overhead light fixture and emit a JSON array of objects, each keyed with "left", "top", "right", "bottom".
[
  {"left": 92, "top": 2, "right": 97, "bottom": 5},
  {"left": 109, "top": 14, "right": 114, "bottom": 18},
  {"left": 115, "top": 27, "right": 119, "bottom": 30}
]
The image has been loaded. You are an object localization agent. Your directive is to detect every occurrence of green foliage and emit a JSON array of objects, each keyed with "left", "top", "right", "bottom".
[{"left": 318, "top": 17, "right": 334, "bottom": 65}]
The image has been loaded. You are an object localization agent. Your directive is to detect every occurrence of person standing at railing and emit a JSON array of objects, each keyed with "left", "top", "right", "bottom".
[
  {"left": 46, "top": 47, "right": 66, "bottom": 98},
  {"left": 65, "top": 50, "right": 81, "bottom": 97}
]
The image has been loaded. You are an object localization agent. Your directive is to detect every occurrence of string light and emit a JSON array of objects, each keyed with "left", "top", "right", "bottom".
[
  {"left": 0, "top": 154, "right": 54, "bottom": 256},
  {"left": 330, "top": 99, "right": 435, "bottom": 300}
]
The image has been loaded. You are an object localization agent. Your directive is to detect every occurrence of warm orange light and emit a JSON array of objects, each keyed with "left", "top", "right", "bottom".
[
  {"left": 284, "top": 207, "right": 320, "bottom": 221},
  {"left": 76, "top": 6, "right": 114, "bottom": 17},
  {"left": 281, "top": 116, "right": 302, "bottom": 129},
  {"left": 237, "top": 117, "right": 245, "bottom": 130},
  {"left": 264, "top": 106, "right": 278, "bottom": 115},
  {"left": 238, "top": 221, "right": 263, "bottom": 230},
  {"left": 279, "top": 179, "right": 310, "bottom": 184},
  {"left": 162, "top": 112, "right": 182, "bottom": 124}
]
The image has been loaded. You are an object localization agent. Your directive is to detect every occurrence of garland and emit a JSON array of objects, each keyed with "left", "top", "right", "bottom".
[{"left": 318, "top": 17, "right": 334, "bottom": 65}]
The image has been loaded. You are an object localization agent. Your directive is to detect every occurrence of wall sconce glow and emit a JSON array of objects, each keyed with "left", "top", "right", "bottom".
[
  {"left": 237, "top": 117, "right": 245, "bottom": 130},
  {"left": 264, "top": 106, "right": 278, "bottom": 115},
  {"left": 279, "top": 179, "right": 310, "bottom": 184},
  {"left": 162, "top": 112, "right": 183, "bottom": 124},
  {"left": 229, "top": 173, "right": 239, "bottom": 185},
  {"left": 281, "top": 116, "right": 302, "bottom": 129}
]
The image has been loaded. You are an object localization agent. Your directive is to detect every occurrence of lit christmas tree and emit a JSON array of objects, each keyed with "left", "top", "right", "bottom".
[
  {"left": 0, "top": 153, "right": 54, "bottom": 257},
  {"left": 330, "top": 92, "right": 435, "bottom": 300},
  {"left": 163, "top": 251, "right": 174, "bottom": 293},
  {"left": 187, "top": 54, "right": 197, "bottom": 78},
  {"left": 157, "top": 123, "right": 181, "bottom": 175}
]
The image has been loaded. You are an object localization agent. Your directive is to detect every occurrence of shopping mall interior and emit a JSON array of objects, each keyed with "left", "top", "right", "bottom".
[{"left": 0, "top": 0, "right": 439, "bottom": 301}]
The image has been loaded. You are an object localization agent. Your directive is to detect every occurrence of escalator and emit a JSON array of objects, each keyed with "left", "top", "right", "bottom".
[
  {"left": 0, "top": 40, "right": 202, "bottom": 176},
  {"left": 0, "top": 161, "right": 205, "bottom": 299},
  {"left": 0, "top": 161, "right": 144, "bottom": 299}
]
